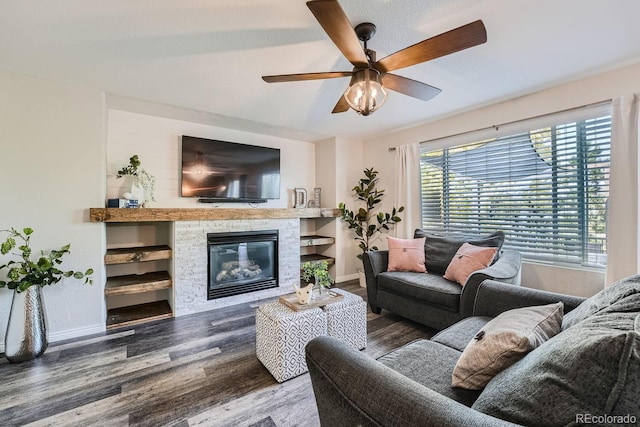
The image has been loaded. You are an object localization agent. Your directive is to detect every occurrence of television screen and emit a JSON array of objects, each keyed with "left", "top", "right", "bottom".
[{"left": 181, "top": 136, "right": 281, "bottom": 201}]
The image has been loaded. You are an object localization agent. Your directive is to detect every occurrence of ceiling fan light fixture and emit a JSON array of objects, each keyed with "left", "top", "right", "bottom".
[{"left": 343, "top": 67, "right": 387, "bottom": 116}]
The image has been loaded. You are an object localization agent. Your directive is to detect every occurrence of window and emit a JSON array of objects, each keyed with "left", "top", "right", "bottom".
[{"left": 420, "top": 105, "right": 611, "bottom": 268}]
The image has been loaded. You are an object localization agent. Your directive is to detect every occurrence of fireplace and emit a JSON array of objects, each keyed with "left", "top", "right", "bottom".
[{"left": 207, "top": 230, "right": 278, "bottom": 299}]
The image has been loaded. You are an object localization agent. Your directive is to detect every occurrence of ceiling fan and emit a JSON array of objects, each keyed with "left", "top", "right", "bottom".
[{"left": 262, "top": 0, "right": 487, "bottom": 116}]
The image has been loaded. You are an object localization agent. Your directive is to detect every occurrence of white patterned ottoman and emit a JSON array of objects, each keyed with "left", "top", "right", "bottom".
[
  {"left": 255, "top": 302, "right": 327, "bottom": 383},
  {"left": 323, "top": 288, "right": 367, "bottom": 350}
]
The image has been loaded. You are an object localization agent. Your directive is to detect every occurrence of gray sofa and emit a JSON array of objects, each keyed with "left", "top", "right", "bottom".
[
  {"left": 306, "top": 276, "right": 640, "bottom": 426},
  {"left": 363, "top": 230, "right": 522, "bottom": 330}
]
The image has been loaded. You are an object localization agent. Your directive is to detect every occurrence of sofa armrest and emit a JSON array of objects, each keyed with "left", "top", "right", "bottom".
[
  {"left": 363, "top": 250, "right": 389, "bottom": 312},
  {"left": 465, "top": 279, "right": 586, "bottom": 318},
  {"left": 363, "top": 250, "right": 388, "bottom": 277},
  {"left": 305, "top": 336, "right": 519, "bottom": 427},
  {"left": 460, "top": 250, "right": 522, "bottom": 317}
]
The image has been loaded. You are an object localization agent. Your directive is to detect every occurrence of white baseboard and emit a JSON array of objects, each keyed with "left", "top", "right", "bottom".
[
  {"left": 336, "top": 273, "right": 359, "bottom": 283},
  {"left": 49, "top": 324, "right": 106, "bottom": 343},
  {"left": 0, "top": 323, "right": 105, "bottom": 354}
]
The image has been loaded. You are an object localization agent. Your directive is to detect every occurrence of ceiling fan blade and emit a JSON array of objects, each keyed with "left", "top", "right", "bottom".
[
  {"left": 332, "top": 95, "right": 350, "bottom": 113},
  {"left": 381, "top": 74, "right": 441, "bottom": 101},
  {"left": 375, "top": 20, "right": 487, "bottom": 73},
  {"left": 307, "top": 0, "right": 369, "bottom": 68},
  {"left": 262, "top": 71, "right": 352, "bottom": 83}
]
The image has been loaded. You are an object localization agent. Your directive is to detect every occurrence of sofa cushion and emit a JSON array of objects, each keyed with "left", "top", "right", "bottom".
[
  {"left": 443, "top": 243, "right": 498, "bottom": 286},
  {"left": 413, "top": 230, "right": 504, "bottom": 275},
  {"left": 452, "top": 302, "right": 564, "bottom": 390},
  {"left": 472, "top": 310, "right": 640, "bottom": 426},
  {"left": 387, "top": 236, "right": 427, "bottom": 273},
  {"left": 562, "top": 274, "right": 640, "bottom": 330},
  {"left": 431, "top": 316, "right": 491, "bottom": 352},
  {"left": 378, "top": 271, "right": 461, "bottom": 311},
  {"left": 378, "top": 339, "right": 482, "bottom": 407}
]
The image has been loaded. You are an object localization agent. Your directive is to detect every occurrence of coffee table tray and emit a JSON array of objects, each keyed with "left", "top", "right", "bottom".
[{"left": 279, "top": 290, "right": 344, "bottom": 311}]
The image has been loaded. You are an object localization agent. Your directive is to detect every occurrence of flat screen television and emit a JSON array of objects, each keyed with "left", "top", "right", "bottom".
[{"left": 181, "top": 136, "right": 281, "bottom": 202}]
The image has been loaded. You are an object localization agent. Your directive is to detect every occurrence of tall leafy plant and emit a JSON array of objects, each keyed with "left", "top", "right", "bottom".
[
  {"left": 339, "top": 168, "right": 404, "bottom": 260},
  {"left": 0, "top": 228, "right": 93, "bottom": 292}
]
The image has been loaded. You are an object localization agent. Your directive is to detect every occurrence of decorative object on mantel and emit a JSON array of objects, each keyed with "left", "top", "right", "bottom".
[
  {"left": 339, "top": 168, "right": 404, "bottom": 287},
  {"left": 294, "top": 188, "right": 307, "bottom": 208},
  {"left": 0, "top": 227, "right": 93, "bottom": 362},
  {"left": 307, "top": 187, "right": 322, "bottom": 208},
  {"left": 301, "top": 260, "right": 334, "bottom": 298},
  {"left": 116, "top": 155, "right": 156, "bottom": 207}
]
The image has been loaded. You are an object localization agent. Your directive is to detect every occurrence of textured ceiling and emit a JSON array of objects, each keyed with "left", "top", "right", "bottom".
[{"left": 2, "top": 0, "right": 640, "bottom": 141}]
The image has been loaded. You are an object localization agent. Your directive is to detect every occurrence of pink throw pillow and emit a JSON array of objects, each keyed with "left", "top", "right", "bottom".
[
  {"left": 444, "top": 243, "right": 498, "bottom": 286},
  {"left": 387, "top": 237, "right": 427, "bottom": 273}
]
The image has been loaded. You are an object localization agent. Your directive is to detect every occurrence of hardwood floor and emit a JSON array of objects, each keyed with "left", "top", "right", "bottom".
[{"left": 0, "top": 281, "right": 435, "bottom": 427}]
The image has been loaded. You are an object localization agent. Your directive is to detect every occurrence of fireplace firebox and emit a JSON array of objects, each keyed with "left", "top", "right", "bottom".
[{"left": 207, "top": 230, "right": 278, "bottom": 299}]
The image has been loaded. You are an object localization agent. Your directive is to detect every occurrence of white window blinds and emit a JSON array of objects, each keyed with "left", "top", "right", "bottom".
[{"left": 420, "top": 103, "right": 611, "bottom": 267}]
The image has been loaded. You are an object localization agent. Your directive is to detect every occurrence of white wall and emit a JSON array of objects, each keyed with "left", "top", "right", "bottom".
[
  {"left": 0, "top": 70, "right": 106, "bottom": 350},
  {"left": 362, "top": 62, "right": 640, "bottom": 296},
  {"left": 107, "top": 110, "right": 315, "bottom": 208},
  {"left": 314, "top": 137, "right": 365, "bottom": 282},
  {"left": 334, "top": 137, "right": 365, "bottom": 278}
]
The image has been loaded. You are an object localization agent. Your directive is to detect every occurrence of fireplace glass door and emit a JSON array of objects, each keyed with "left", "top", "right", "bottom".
[{"left": 207, "top": 230, "right": 278, "bottom": 299}]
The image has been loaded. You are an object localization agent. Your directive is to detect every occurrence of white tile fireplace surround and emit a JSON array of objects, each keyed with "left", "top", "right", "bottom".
[{"left": 173, "top": 219, "right": 300, "bottom": 316}]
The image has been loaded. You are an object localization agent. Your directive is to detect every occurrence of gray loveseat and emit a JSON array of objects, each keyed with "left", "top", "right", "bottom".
[
  {"left": 363, "top": 230, "right": 522, "bottom": 330},
  {"left": 306, "top": 276, "right": 640, "bottom": 426}
]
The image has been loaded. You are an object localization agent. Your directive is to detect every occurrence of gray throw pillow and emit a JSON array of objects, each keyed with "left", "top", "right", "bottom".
[
  {"left": 562, "top": 274, "right": 640, "bottom": 330},
  {"left": 473, "top": 311, "right": 640, "bottom": 426},
  {"left": 413, "top": 230, "right": 504, "bottom": 275},
  {"left": 452, "top": 302, "right": 564, "bottom": 390}
]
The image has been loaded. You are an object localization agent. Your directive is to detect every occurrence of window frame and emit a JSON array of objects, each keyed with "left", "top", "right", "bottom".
[{"left": 418, "top": 103, "right": 612, "bottom": 269}]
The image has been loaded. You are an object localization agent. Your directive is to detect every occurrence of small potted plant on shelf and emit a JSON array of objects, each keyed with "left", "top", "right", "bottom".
[
  {"left": 116, "top": 154, "right": 156, "bottom": 207},
  {"left": 301, "top": 260, "right": 333, "bottom": 298},
  {"left": 0, "top": 227, "right": 93, "bottom": 362},
  {"left": 339, "top": 167, "right": 404, "bottom": 287}
]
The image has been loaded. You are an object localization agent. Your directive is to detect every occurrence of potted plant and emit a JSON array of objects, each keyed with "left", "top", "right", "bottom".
[
  {"left": 0, "top": 227, "right": 93, "bottom": 362},
  {"left": 116, "top": 154, "right": 156, "bottom": 206},
  {"left": 339, "top": 167, "right": 404, "bottom": 287},
  {"left": 301, "top": 260, "right": 333, "bottom": 298}
]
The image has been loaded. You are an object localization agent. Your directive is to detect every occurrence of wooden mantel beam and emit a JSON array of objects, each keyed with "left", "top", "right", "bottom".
[{"left": 89, "top": 207, "right": 340, "bottom": 223}]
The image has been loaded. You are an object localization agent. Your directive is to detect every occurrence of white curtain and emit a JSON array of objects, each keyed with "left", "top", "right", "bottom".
[
  {"left": 606, "top": 93, "right": 640, "bottom": 285},
  {"left": 394, "top": 143, "right": 420, "bottom": 239}
]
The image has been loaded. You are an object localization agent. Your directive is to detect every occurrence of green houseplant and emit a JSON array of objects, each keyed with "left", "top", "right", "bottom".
[
  {"left": 0, "top": 227, "right": 94, "bottom": 291},
  {"left": 339, "top": 168, "right": 404, "bottom": 286},
  {"left": 0, "top": 227, "right": 93, "bottom": 362},
  {"left": 339, "top": 167, "right": 404, "bottom": 259},
  {"left": 116, "top": 154, "right": 156, "bottom": 206},
  {"left": 301, "top": 260, "right": 333, "bottom": 297}
]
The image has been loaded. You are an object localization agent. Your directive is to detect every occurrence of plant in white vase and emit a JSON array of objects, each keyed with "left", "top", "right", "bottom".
[{"left": 116, "top": 154, "right": 156, "bottom": 206}]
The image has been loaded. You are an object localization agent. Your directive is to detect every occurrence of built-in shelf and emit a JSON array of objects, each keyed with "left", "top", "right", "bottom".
[
  {"left": 301, "top": 254, "right": 335, "bottom": 265},
  {"left": 105, "top": 271, "right": 172, "bottom": 296},
  {"left": 106, "top": 300, "right": 173, "bottom": 330},
  {"left": 105, "top": 245, "right": 172, "bottom": 264},
  {"left": 300, "top": 235, "right": 335, "bottom": 247},
  {"left": 104, "top": 236, "right": 173, "bottom": 329}
]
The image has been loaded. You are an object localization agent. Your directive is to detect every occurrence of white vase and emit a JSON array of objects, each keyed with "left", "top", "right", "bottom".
[
  {"left": 120, "top": 176, "right": 144, "bottom": 205},
  {"left": 130, "top": 181, "right": 145, "bottom": 205},
  {"left": 358, "top": 270, "right": 366, "bottom": 288}
]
